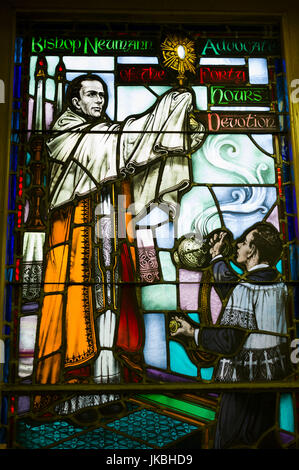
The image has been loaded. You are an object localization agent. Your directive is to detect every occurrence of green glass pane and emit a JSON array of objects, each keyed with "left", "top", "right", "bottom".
[
  {"left": 137, "top": 394, "right": 216, "bottom": 422},
  {"left": 192, "top": 134, "right": 275, "bottom": 184},
  {"left": 142, "top": 284, "right": 177, "bottom": 310}
]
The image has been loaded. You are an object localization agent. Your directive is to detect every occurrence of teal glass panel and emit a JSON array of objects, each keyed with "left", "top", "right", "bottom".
[
  {"left": 200, "top": 367, "right": 214, "bottom": 380},
  {"left": 230, "top": 261, "right": 243, "bottom": 274},
  {"left": 276, "top": 259, "right": 282, "bottom": 273},
  {"left": 159, "top": 252, "right": 176, "bottom": 281},
  {"left": 279, "top": 394, "right": 295, "bottom": 433},
  {"left": 142, "top": 284, "right": 177, "bottom": 310},
  {"left": 188, "top": 313, "right": 200, "bottom": 323},
  {"left": 169, "top": 340, "right": 198, "bottom": 377},
  {"left": 107, "top": 409, "right": 198, "bottom": 447}
]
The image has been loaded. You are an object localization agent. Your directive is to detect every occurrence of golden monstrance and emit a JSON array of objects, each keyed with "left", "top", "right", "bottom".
[{"left": 161, "top": 35, "right": 197, "bottom": 85}]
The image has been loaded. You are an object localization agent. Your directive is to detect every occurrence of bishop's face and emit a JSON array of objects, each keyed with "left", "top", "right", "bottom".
[{"left": 72, "top": 80, "right": 105, "bottom": 119}]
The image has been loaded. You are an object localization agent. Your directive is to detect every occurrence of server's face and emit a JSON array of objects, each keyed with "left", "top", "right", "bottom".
[
  {"left": 72, "top": 80, "right": 105, "bottom": 118},
  {"left": 236, "top": 230, "right": 256, "bottom": 265}
]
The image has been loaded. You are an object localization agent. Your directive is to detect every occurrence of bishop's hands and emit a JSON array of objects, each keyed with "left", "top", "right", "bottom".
[{"left": 188, "top": 113, "right": 205, "bottom": 151}]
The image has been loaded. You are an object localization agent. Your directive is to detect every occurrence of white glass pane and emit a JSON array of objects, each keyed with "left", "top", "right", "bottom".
[
  {"left": 149, "top": 86, "right": 171, "bottom": 95},
  {"left": 117, "top": 56, "right": 158, "bottom": 64},
  {"left": 63, "top": 56, "right": 114, "bottom": 71},
  {"left": 192, "top": 86, "right": 208, "bottom": 110},
  {"left": 45, "top": 56, "right": 60, "bottom": 76},
  {"left": 29, "top": 56, "right": 37, "bottom": 95},
  {"left": 251, "top": 134, "right": 274, "bottom": 154},
  {"left": 200, "top": 58, "right": 246, "bottom": 65},
  {"left": 117, "top": 86, "right": 157, "bottom": 120},
  {"left": 210, "top": 106, "right": 270, "bottom": 111},
  {"left": 45, "top": 78, "right": 55, "bottom": 101},
  {"left": 248, "top": 58, "right": 269, "bottom": 84}
]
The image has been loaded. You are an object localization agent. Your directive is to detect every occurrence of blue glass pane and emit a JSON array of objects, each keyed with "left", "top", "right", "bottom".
[
  {"left": 1, "top": 396, "right": 8, "bottom": 426},
  {"left": 289, "top": 245, "right": 299, "bottom": 281},
  {"left": 284, "top": 185, "right": 294, "bottom": 213},
  {"left": 282, "top": 163, "right": 290, "bottom": 183},
  {"left": 14, "top": 37, "right": 23, "bottom": 63},
  {"left": 11, "top": 112, "right": 20, "bottom": 130},
  {"left": 213, "top": 186, "right": 277, "bottom": 238},
  {"left": 143, "top": 314, "right": 167, "bottom": 369},
  {"left": 274, "top": 58, "right": 282, "bottom": 74},
  {"left": 287, "top": 217, "right": 295, "bottom": 241},
  {"left": 8, "top": 175, "right": 16, "bottom": 210},
  {"left": 276, "top": 75, "right": 285, "bottom": 112},
  {"left": 251, "top": 134, "right": 273, "bottom": 154},
  {"left": 9, "top": 145, "right": 18, "bottom": 172},
  {"left": 12, "top": 101, "right": 21, "bottom": 110},
  {"left": 6, "top": 213, "right": 15, "bottom": 266},
  {"left": 3, "top": 339, "right": 10, "bottom": 382},
  {"left": 156, "top": 222, "right": 174, "bottom": 249},
  {"left": 5, "top": 285, "right": 12, "bottom": 322},
  {"left": 13, "top": 65, "right": 21, "bottom": 99}
]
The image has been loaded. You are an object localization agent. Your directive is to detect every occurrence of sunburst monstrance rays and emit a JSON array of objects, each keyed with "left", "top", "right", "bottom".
[{"left": 161, "top": 36, "right": 197, "bottom": 85}]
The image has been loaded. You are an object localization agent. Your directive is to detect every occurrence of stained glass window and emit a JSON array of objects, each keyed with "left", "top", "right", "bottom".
[{"left": 1, "top": 19, "right": 299, "bottom": 451}]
